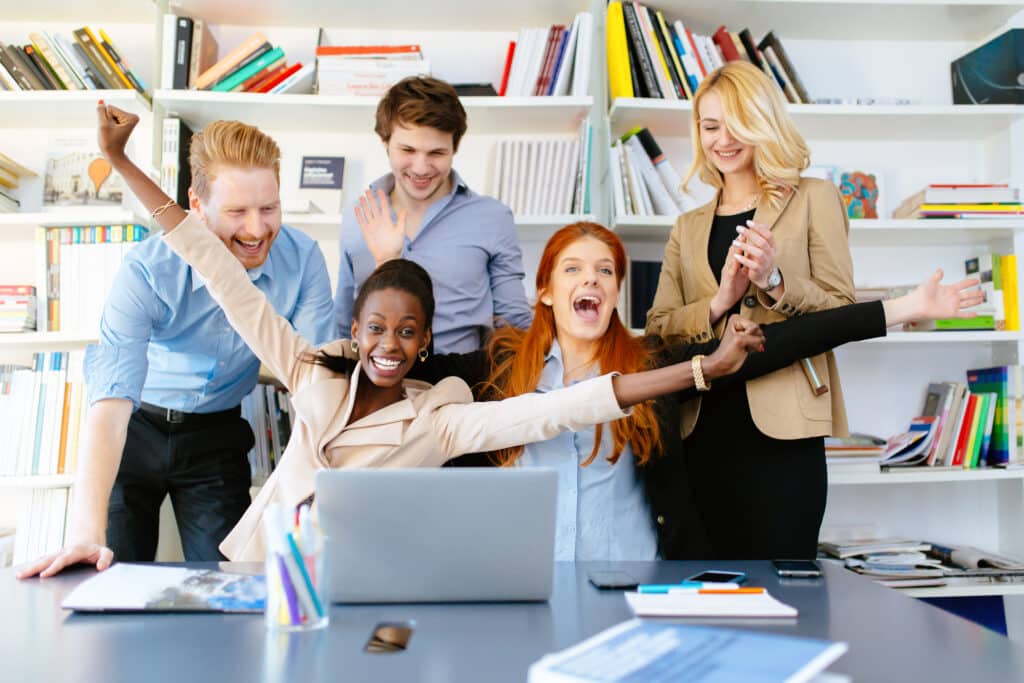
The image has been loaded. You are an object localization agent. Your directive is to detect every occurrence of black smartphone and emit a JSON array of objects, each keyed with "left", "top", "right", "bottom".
[
  {"left": 772, "top": 559, "right": 822, "bottom": 578},
  {"left": 588, "top": 571, "right": 639, "bottom": 590},
  {"left": 684, "top": 570, "right": 747, "bottom": 584}
]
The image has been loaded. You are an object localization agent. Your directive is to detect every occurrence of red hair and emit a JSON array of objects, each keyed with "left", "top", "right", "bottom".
[{"left": 483, "top": 222, "right": 662, "bottom": 467}]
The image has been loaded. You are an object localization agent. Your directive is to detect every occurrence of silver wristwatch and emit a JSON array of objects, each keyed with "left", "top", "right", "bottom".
[{"left": 761, "top": 266, "right": 782, "bottom": 291}]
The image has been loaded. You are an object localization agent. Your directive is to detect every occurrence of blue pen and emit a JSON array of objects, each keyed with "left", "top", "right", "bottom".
[{"left": 637, "top": 581, "right": 705, "bottom": 594}]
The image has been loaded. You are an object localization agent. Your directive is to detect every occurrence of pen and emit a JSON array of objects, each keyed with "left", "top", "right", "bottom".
[
  {"left": 668, "top": 587, "right": 767, "bottom": 595},
  {"left": 637, "top": 581, "right": 705, "bottom": 594}
]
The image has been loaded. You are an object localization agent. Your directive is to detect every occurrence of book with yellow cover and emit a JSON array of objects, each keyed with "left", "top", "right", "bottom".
[{"left": 606, "top": 2, "right": 633, "bottom": 99}]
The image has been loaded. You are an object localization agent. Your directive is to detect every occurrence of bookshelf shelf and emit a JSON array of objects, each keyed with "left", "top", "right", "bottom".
[
  {"left": 0, "top": 90, "right": 151, "bottom": 129},
  {"left": 0, "top": 332, "right": 96, "bottom": 351},
  {"left": 155, "top": 91, "right": 593, "bottom": 134},
  {"left": 903, "top": 582, "right": 1024, "bottom": 598},
  {"left": 612, "top": 216, "right": 1024, "bottom": 245},
  {"left": 829, "top": 467, "right": 1024, "bottom": 485},
  {"left": 166, "top": 0, "right": 593, "bottom": 30},
  {"left": 0, "top": 475, "right": 74, "bottom": 489},
  {"left": 648, "top": 0, "right": 1024, "bottom": 42},
  {"left": 0, "top": 210, "right": 145, "bottom": 229},
  {"left": 608, "top": 99, "right": 1024, "bottom": 141},
  {"left": 516, "top": 214, "right": 597, "bottom": 239},
  {"left": 860, "top": 331, "right": 1024, "bottom": 344}
]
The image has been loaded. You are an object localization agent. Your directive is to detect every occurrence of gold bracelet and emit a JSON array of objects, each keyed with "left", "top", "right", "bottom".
[
  {"left": 151, "top": 199, "right": 177, "bottom": 218},
  {"left": 692, "top": 354, "right": 711, "bottom": 391}
]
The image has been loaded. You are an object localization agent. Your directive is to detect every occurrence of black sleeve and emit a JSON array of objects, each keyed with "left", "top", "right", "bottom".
[
  {"left": 405, "top": 349, "right": 490, "bottom": 389},
  {"left": 656, "top": 300, "right": 886, "bottom": 400}
]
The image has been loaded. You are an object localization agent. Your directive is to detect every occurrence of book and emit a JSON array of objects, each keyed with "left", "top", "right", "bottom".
[
  {"left": 62, "top": 564, "right": 266, "bottom": 612},
  {"left": 97, "top": 29, "right": 146, "bottom": 94},
  {"left": 194, "top": 32, "right": 268, "bottom": 90},
  {"left": 819, "top": 538, "right": 931, "bottom": 559},
  {"left": 527, "top": 619, "right": 847, "bottom": 683},
  {"left": 160, "top": 118, "right": 195, "bottom": 210},
  {"left": 625, "top": 590, "right": 799, "bottom": 618},
  {"left": 928, "top": 543, "right": 1024, "bottom": 570},
  {"left": 498, "top": 41, "right": 516, "bottom": 96},
  {"left": 188, "top": 19, "right": 219, "bottom": 89},
  {"left": 211, "top": 46, "right": 285, "bottom": 92},
  {"left": 269, "top": 62, "right": 315, "bottom": 95},
  {"left": 72, "top": 27, "right": 128, "bottom": 89},
  {"left": 0, "top": 44, "right": 47, "bottom": 90},
  {"left": 758, "top": 31, "right": 809, "bottom": 103},
  {"left": 254, "top": 62, "right": 301, "bottom": 93},
  {"left": 22, "top": 44, "right": 62, "bottom": 90},
  {"left": 621, "top": 2, "right": 660, "bottom": 98}
]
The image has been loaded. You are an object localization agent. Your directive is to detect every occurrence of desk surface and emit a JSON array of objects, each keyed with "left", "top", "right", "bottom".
[{"left": 4, "top": 560, "right": 1023, "bottom": 682}]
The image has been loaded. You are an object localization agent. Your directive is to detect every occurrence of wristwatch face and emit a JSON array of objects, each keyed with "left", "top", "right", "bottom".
[{"left": 766, "top": 267, "right": 782, "bottom": 290}]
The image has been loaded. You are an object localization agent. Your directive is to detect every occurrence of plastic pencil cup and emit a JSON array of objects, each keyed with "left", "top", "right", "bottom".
[{"left": 263, "top": 502, "right": 329, "bottom": 632}]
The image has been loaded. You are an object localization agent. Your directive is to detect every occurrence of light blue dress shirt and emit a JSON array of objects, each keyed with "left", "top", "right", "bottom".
[
  {"left": 85, "top": 224, "right": 334, "bottom": 413},
  {"left": 519, "top": 340, "right": 658, "bottom": 562},
  {"left": 334, "top": 171, "right": 533, "bottom": 353}
]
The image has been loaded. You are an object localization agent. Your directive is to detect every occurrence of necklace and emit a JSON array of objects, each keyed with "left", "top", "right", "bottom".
[{"left": 717, "top": 191, "right": 760, "bottom": 215}]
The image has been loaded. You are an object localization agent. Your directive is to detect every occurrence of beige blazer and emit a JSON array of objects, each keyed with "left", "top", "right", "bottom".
[
  {"left": 645, "top": 177, "right": 855, "bottom": 440},
  {"left": 163, "top": 215, "right": 630, "bottom": 560}
]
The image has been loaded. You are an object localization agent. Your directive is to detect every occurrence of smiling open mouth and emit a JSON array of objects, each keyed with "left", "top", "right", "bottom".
[
  {"left": 573, "top": 296, "right": 601, "bottom": 322},
  {"left": 370, "top": 357, "right": 402, "bottom": 372}
]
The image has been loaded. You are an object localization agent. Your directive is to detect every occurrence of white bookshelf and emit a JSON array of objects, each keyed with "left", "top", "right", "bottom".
[
  {"left": 4, "top": 1, "right": 156, "bottom": 24},
  {"left": 0, "top": 332, "right": 96, "bottom": 351},
  {"left": 0, "top": 210, "right": 145, "bottom": 229},
  {"left": 155, "top": 91, "right": 594, "bottom": 134},
  {"left": 829, "top": 467, "right": 1024, "bottom": 485}
]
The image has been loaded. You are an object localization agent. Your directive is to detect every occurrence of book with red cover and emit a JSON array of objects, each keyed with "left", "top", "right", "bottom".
[
  {"left": 254, "top": 62, "right": 300, "bottom": 93},
  {"left": 534, "top": 26, "right": 566, "bottom": 96},
  {"left": 498, "top": 41, "right": 516, "bottom": 96},
  {"left": 712, "top": 26, "right": 743, "bottom": 62},
  {"left": 245, "top": 62, "right": 288, "bottom": 92},
  {"left": 951, "top": 393, "right": 979, "bottom": 467}
]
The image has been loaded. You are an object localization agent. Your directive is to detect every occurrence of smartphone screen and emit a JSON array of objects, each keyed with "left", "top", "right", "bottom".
[
  {"left": 772, "top": 559, "right": 822, "bottom": 577},
  {"left": 685, "top": 570, "right": 747, "bottom": 584},
  {"left": 588, "top": 571, "right": 639, "bottom": 590}
]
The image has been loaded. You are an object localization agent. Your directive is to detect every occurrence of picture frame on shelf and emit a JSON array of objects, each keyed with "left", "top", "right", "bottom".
[
  {"left": 42, "top": 136, "right": 127, "bottom": 210},
  {"left": 838, "top": 168, "right": 884, "bottom": 220}
]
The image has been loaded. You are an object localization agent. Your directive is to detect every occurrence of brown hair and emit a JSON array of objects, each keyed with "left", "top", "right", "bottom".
[
  {"left": 374, "top": 76, "right": 468, "bottom": 151},
  {"left": 189, "top": 120, "right": 281, "bottom": 201}
]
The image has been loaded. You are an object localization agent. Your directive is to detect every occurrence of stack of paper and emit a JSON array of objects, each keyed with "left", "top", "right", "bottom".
[{"left": 625, "top": 590, "right": 798, "bottom": 618}]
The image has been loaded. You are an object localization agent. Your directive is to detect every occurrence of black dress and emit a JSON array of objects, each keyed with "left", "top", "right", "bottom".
[
  {"left": 682, "top": 209, "right": 827, "bottom": 560},
  {"left": 408, "top": 290, "right": 886, "bottom": 560}
]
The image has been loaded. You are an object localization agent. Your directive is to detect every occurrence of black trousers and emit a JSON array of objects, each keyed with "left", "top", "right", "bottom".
[
  {"left": 106, "top": 405, "right": 255, "bottom": 562},
  {"left": 683, "top": 381, "right": 827, "bottom": 560}
]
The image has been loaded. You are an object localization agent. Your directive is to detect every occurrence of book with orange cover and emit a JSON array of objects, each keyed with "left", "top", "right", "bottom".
[
  {"left": 254, "top": 62, "right": 301, "bottom": 93},
  {"left": 315, "top": 44, "right": 421, "bottom": 57}
]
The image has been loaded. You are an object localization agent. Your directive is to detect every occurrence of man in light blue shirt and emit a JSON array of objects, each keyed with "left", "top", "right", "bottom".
[
  {"left": 334, "top": 76, "right": 532, "bottom": 353},
  {"left": 22, "top": 117, "right": 333, "bottom": 577}
]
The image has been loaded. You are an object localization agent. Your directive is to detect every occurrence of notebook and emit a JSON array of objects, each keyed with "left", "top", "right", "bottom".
[{"left": 625, "top": 590, "right": 798, "bottom": 618}]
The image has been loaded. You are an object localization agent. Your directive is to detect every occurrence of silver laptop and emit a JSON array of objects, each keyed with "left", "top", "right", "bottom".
[{"left": 315, "top": 468, "right": 557, "bottom": 603}]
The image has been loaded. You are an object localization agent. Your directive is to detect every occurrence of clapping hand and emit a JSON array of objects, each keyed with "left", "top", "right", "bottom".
[
  {"left": 733, "top": 220, "right": 777, "bottom": 290},
  {"left": 354, "top": 188, "right": 407, "bottom": 266},
  {"left": 710, "top": 244, "right": 752, "bottom": 322}
]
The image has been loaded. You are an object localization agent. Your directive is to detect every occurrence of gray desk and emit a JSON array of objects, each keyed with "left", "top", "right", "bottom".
[{"left": 4, "top": 560, "right": 1022, "bottom": 682}]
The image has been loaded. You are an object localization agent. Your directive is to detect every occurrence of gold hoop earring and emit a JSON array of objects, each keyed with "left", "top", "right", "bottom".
[
  {"left": 418, "top": 348, "right": 429, "bottom": 362},
  {"left": 351, "top": 339, "right": 359, "bottom": 353}
]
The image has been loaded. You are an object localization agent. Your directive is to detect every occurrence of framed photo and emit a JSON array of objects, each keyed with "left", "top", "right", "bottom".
[{"left": 837, "top": 169, "right": 884, "bottom": 219}]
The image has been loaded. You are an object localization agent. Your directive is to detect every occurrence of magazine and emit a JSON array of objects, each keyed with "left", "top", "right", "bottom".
[{"left": 61, "top": 563, "right": 266, "bottom": 612}]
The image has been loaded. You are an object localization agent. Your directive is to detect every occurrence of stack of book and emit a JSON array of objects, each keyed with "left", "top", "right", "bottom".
[
  {"left": 893, "top": 183, "right": 1023, "bottom": 219},
  {"left": 12, "top": 488, "right": 69, "bottom": 567},
  {"left": 241, "top": 382, "right": 294, "bottom": 486},
  {"left": 606, "top": 1, "right": 808, "bottom": 103},
  {"left": 0, "top": 27, "right": 145, "bottom": 94},
  {"left": 0, "top": 153, "right": 36, "bottom": 213},
  {"left": 491, "top": 117, "right": 592, "bottom": 216},
  {"left": 498, "top": 12, "right": 593, "bottom": 97},
  {"left": 0, "top": 351, "right": 87, "bottom": 478},
  {"left": 35, "top": 224, "right": 149, "bottom": 334},
  {"left": 316, "top": 44, "right": 428, "bottom": 97},
  {"left": 0, "top": 285, "right": 36, "bottom": 332},
  {"left": 610, "top": 126, "right": 692, "bottom": 217}
]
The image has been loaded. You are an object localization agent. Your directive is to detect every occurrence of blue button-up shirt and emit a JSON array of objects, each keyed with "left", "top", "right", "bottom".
[
  {"left": 333, "top": 171, "right": 533, "bottom": 353},
  {"left": 85, "top": 224, "right": 334, "bottom": 413},
  {"left": 519, "top": 340, "right": 658, "bottom": 562}
]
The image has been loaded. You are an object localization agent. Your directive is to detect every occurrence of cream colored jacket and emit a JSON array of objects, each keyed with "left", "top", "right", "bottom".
[
  {"left": 646, "top": 177, "right": 855, "bottom": 440},
  {"left": 162, "top": 215, "right": 629, "bottom": 560}
]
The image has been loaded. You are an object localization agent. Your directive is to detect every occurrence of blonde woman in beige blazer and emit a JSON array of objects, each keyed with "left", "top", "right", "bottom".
[
  {"left": 646, "top": 62, "right": 855, "bottom": 560},
  {"left": 73, "top": 103, "right": 766, "bottom": 563}
]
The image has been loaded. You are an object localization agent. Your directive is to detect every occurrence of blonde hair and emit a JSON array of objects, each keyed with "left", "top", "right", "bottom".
[
  {"left": 683, "top": 61, "right": 809, "bottom": 208},
  {"left": 189, "top": 120, "right": 281, "bottom": 201}
]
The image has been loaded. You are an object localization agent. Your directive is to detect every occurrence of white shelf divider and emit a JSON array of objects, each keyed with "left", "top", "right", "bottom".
[
  {"left": 0, "top": 332, "right": 97, "bottom": 352},
  {"left": 0, "top": 210, "right": 145, "bottom": 229},
  {"left": 156, "top": 91, "right": 593, "bottom": 134},
  {"left": 0, "top": 90, "right": 151, "bottom": 129},
  {"left": 903, "top": 582, "right": 1024, "bottom": 599},
  {"left": 0, "top": 474, "right": 75, "bottom": 489},
  {"left": 608, "top": 98, "right": 1024, "bottom": 141},
  {"left": 828, "top": 467, "right": 1024, "bottom": 485}
]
